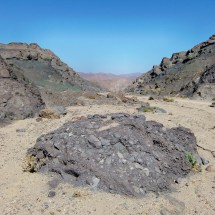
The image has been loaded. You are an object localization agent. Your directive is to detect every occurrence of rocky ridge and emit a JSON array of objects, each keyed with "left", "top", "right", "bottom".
[
  {"left": 26, "top": 113, "right": 201, "bottom": 197},
  {"left": 126, "top": 35, "right": 215, "bottom": 99},
  {"left": 0, "top": 42, "right": 102, "bottom": 92}
]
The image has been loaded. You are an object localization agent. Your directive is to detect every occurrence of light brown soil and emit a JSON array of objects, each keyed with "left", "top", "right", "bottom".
[{"left": 0, "top": 97, "right": 214, "bottom": 215}]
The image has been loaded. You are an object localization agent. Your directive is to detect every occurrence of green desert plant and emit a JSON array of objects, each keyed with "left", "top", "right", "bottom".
[{"left": 183, "top": 151, "right": 197, "bottom": 167}]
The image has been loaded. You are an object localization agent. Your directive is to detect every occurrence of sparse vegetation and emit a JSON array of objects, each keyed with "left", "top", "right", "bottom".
[
  {"left": 183, "top": 151, "right": 201, "bottom": 172},
  {"left": 34, "top": 80, "right": 81, "bottom": 91},
  {"left": 72, "top": 189, "right": 89, "bottom": 198},
  {"left": 88, "top": 95, "right": 96, "bottom": 99},
  {"left": 83, "top": 92, "right": 98, "bottom": 100},
  {"left": 163, "top": 97, "right": 174, "bottom": 102},
  {"left": 183, "top": 151, "right": 197, "bottom": 167},
  {"left": 212, "top": 97, "right": 215, "bottom": 101},
  {"left": 137, "top": 104, "right": 167, "bottom": 113},
  {"left": 137, "top": 105, "right": 155, "bottom": 112},
  {"left": 22, "top": 155, "right": 46, "bottom": 172}
]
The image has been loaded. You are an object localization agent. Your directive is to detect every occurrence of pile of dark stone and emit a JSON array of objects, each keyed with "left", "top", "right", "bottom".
[{"left": 27, "top": 113, "right": 201, "bottom": 196}]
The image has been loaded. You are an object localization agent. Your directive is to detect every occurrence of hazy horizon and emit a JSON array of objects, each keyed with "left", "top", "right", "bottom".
[{"left": 1, "top": 0, "right": 215, "bottom": 74}]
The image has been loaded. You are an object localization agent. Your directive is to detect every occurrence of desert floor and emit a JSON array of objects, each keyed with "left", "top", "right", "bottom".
[{"left": 0, "top": 97, "right": 214, "bottom": 215}]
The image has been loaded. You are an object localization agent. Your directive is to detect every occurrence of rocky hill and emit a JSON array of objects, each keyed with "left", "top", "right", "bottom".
[
  {"left": 0, "top": 43, "right": 102, "bottom": 92},
  {"left": 126, "top": 35, "right": 215, "bottom": 99},
  {"left": 0, "top": 55, "right": 44, "bottom": 121}
]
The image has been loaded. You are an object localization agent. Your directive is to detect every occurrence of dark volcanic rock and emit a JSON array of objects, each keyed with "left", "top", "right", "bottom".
[
  {"left": 27, "top": 113, "right": 200, "bottom": 196},
  {"left": 0, "top": 55, "right": 44, "bottom": 121},
  {"left": 209, "top": 102, "right": 215, "bottom": 107},
  {"left": 126, "top": 35, "right": 215, "bottom": 99}
]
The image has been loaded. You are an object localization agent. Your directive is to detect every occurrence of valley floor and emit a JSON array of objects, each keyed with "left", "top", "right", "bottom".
[{"left": 0, "top": 97, "right": 214, "bottom": 215}]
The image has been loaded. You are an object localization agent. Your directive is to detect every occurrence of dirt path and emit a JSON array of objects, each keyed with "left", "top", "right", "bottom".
[{"left": 0, "top": 98, "right": 214, "bottom": 215}]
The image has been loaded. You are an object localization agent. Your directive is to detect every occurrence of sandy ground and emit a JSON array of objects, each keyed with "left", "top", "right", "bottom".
[{"left": 0, "top": 97, "right": 214, "bottom": 215}]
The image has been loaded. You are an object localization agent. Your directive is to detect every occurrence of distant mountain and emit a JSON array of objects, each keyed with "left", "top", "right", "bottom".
[
  {"left": 80, "top": 72, "right": 141, "bottom": 92},
  {"left": 126, "top": 35, "right": 215, "bottom": 99},
  {"left": 0, "top": 43, "right": 102, "bottom": 92}
]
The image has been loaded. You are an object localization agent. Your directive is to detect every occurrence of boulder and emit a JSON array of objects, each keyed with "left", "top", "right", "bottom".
[
  {"left": 52, "top": 106, "right": 67, "bottom": 116},
  {"left": 26, "top": 113, "right": 200, "bottom": 197},
  {"left": 209, "top": 102, "right": 215, "bottom": 107}
]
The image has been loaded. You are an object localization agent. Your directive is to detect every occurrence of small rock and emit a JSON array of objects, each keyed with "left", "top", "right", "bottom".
[
  {"left": 155, "top": 108, "right": 167, "bottom": 113},
  {"left": 175, "top": 177, "right": 182, "bottom": 184},
  {"left": 92, "top": 177, "right": 100, "bottom": 188},
  {"left": 209, "top": 102, "right": 215, "bottom": 107},
  {"left": 48, "top": 191, "right": 56, "bottom": 198},
  {"left": 122, "top": 159, "right": 127, "bottom": 164},
  {"left": 205, "top": 165, "right": 215, "bottom": 172},
  {"left": 117, "top": 152, "right": 124, "bottom": 159},
  {"left": 37, "top": 151, "right": 45, "bottom": 159},
  {"left": 101, "top": 139, "right": 111, "bottom": 146},
  {"left": 133, "top": 185, "right": 140, "bottom": 194},
  {"left": 134, "top": 163, "right": 143, "bottom": 170},
  {"left": 143, "top": 168, "right": 150, "bottom": 176},
  {"left": 48, "top": 179, "right": 60, "bottom": 189},
  {"left": 16, "top": 128, "right": 26, "bottom": 132},
  {"left": 114, "top": 142, "right": 126, "bottom": 151},
  {"left": 201, "top": 157, "right": 209, "bottom": 165},
  {"left": 52, "top": 106, "right": 67, "bottom": 116},
  {"left": 211, "top": 151, "right": 215, "bottom": 157},
  {"left": 88, "top": 135, "right": 102, "bottom": 148}
]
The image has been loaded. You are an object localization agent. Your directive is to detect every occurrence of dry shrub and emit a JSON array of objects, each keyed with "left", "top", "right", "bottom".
[
  {"left": 163, "top": 97, "right": 174, "bottom": 102},
  {"left": 22, "top": 155, "right": 46, "bottom": 172}
]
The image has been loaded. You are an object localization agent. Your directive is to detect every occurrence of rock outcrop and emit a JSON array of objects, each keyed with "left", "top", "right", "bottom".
[
  {"left": 0, "top": 55, "right": 44, "bottom": 120},
  {"left": 26, "top": 113, "right": 200, "bottom": 197},
  {"left": 0, "top": 43, "right": 102, "bottom": 93},
  {"left": 126, "top": 35, "right": 215, "bottom": 99}
]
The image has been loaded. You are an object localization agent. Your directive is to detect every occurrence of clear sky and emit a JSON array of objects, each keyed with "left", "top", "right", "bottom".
[{"left": 0, "top": 0, "right": 215, "bottom": 74}]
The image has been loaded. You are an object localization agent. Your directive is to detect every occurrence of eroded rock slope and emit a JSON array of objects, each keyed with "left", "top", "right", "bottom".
[
  {"left": 127, "top": 35, "right": 215, "bottom": 99},
  {"left": 0, "top": 43, "right": 102, "bottom": 92},
  {"left": 0, "top": 55, "right": 44, "bottom": 120}
]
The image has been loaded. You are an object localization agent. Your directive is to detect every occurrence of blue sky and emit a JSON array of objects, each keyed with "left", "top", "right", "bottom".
[{"left": 0, "top": 0, "right": 214, "bottom": 74}]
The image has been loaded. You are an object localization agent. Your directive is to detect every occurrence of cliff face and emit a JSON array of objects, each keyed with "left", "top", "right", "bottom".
[
  {"left": 126, "top": 35, "right": 215, "bottom": 99},
  {"left": 0, "top": 55, "right": 44, "bottom": 120},
  {"left": 0, "top": 43, "right": 102, "bottom": 92}
]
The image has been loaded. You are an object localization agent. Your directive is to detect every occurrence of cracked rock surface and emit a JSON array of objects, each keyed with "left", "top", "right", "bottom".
[{"left": 27, "top": 113, "right": 200, "bottom": 196}]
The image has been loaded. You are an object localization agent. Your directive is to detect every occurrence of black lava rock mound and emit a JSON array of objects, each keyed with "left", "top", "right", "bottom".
[{"left": 27, "top": 113, "right": 200, "bottom": 196}]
